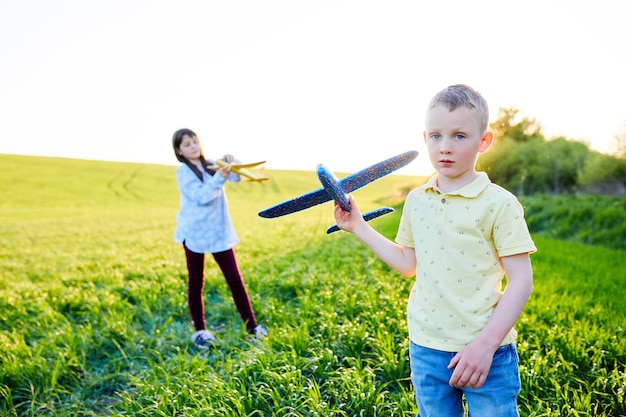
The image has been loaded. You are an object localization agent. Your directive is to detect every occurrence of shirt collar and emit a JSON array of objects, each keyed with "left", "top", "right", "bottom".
[{"left": 424, "top": 172, "right": 491, "bottom": 198}]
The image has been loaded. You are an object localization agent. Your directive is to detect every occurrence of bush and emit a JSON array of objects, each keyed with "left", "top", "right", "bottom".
[{"left": 521, "top": 194, "right": 626, "bottom": 250}]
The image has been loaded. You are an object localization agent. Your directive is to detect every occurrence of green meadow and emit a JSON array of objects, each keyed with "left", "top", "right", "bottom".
[{"left": 1, "top": 154, "right": 624, "bottom": 416}]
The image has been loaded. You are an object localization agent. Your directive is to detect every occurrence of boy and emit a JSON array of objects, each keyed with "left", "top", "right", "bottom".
[{"left": 334, "top": 84, "right": 536, "bottom": 416}]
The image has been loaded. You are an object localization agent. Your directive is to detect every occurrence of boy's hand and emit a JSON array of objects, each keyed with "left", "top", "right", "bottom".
[
  {"left": 447, "top": 340, "right": 498, "bottom": 388},
  {"left": 333, "top": 195, "right": 364, "bottom": 233}
]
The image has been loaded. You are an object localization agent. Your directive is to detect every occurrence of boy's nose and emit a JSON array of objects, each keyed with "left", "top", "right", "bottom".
[{"left": 439, "top": 139, "right": 453, "bottom": 153}]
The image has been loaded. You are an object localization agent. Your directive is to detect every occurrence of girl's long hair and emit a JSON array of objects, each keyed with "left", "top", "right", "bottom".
[{"left": 172, "top": 128, "right": 216, "bottom": 181}]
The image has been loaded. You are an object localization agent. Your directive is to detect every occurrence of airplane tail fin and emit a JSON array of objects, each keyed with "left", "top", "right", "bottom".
[{"left": 326, "top": 207, "right": 394, "bottom": 234}]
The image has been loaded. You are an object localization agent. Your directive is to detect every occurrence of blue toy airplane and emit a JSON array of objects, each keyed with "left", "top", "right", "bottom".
[{"left": 258, "top": 150, "right": 418, "bottom": 234}]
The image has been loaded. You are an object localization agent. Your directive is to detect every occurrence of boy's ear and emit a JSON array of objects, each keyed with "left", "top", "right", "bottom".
[{"left": 478, "top": 131, "right": 494, "bottom": 153}]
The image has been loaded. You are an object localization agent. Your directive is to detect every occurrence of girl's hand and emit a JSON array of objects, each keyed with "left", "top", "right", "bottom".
[
  {"left": 218, "top": 166, "right": 231, "bottom": 179},
  {"left": 222, "top": 154, "right": 235, "bottom": 163}
]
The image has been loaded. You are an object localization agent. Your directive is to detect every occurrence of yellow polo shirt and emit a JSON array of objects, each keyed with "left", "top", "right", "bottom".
[{"left": 396, "top": 173, "right": 536, "bottom": 351}]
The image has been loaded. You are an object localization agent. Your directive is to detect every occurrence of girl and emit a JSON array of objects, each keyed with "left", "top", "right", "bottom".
[{"left": 172, "top": 128, "right": 268, "bottom": 349}]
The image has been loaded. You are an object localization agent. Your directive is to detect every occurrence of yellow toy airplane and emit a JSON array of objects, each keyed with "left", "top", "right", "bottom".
[{"left": 208, "top": 159, "right": 269, "bottom": 182}]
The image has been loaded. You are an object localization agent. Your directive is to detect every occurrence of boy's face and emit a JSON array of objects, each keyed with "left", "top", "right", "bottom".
[{"left": 423, "top": 105, "right": 492, "bottom": 188}]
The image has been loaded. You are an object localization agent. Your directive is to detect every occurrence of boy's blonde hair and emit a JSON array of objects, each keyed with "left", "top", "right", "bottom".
[{"left": 427, "top": 84, "right": 489, "bottom": 133}]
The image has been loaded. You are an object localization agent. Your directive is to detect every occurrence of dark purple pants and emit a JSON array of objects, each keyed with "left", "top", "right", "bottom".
[{"left": 184, "top": 244, "right": 257, "bottom": 333}]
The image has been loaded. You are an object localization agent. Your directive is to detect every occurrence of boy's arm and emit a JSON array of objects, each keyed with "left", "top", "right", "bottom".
[
  {"left": 334, "top": 195, "right": 416, "bottom": 277},
  {"left": 447, "top": 252, "right": 533, "bottom": 389}
]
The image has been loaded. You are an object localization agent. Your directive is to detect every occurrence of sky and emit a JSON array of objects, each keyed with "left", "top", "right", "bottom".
[{"left": 1, "top": 0, "right": 625, "bottom": 176}]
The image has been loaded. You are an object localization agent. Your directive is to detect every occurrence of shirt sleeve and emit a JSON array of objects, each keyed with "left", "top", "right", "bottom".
[
  {"left": 177, "top": 165, "right": 227, "bottom": 205},
  {"left": 493, "top": 197, "right": 537, "bottom": 257}
]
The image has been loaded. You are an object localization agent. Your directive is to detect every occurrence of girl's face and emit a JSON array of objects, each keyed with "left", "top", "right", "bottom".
[
  {"left": 177, "top": 134, "right": 202, "bottom": 163},
  {"left": 423, "top": 105, "right": 492, "bottom": 191}
]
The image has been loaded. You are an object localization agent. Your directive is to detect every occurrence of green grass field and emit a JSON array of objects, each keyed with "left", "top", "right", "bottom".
[{"left": 1, "top": 154, "right": 624, "bottom": 416}]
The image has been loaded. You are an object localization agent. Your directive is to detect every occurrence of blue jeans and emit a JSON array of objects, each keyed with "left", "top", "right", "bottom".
[{"left": 409, "top": 342, "right": 521, "bottom": 417}]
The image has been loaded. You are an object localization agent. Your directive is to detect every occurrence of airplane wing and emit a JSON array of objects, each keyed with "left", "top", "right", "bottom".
[
  {"left": 339, "top": 150, "right": 418, "bottom": 193},
  {"left": 229, "top": 161, "right": 266, "bottom": 169},
  {"left": 326, "top": 207, "right": 394, "bottom": 234},
  {"left": 258, "top": 188, "right": 331, "bottom": 218}
]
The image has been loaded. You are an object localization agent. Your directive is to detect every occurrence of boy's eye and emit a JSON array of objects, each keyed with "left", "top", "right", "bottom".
[
  {"left": 431, "top": 134, "right": 441, "bottom": 141},
  {"left": 454, "top": 134, "right": 465, "bottom": 140}
]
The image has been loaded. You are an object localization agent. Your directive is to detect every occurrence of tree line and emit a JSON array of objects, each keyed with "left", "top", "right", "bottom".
[{"left": 477, "top": 108, "right": 626, "bottom": 196}]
